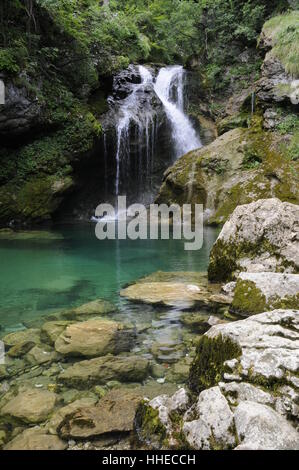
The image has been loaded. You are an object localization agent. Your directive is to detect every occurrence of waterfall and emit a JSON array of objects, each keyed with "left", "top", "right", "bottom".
[
  {"left": 111, "top": 64, "right": 201, "bottom": 198},
  {"left": 114, "top": 65, "right": 155, "bottom": 196},
  {"left": 154, "top": 66, "right": 201, "bottom": 159}
]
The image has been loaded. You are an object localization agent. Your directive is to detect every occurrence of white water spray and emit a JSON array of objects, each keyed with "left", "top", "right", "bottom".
[{"left": 154, "top": 66, "right": 201, "bottom": 158}]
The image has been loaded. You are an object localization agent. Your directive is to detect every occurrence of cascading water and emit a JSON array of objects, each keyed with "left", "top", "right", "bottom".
[
  {"left": 114, "top": 66, "right": 156, "bottom": 196},
  {"left": 110, "top": 64, "right": 201, "bottom": 201},
  {"left": 154, "top": 66, "right": 201, "bottom": 159}
]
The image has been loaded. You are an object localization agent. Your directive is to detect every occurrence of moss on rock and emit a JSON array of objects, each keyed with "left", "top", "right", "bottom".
[
  {"left": 135, "top": 400, "right": 168, "bottom": 449},
  {"left": 231, "top": 280, "right": 267, "bottom": 315},
  {"left": 188, "top": 335, "right": 242, "bottom": 394},
  {"left": 156, "top": 127, "right": 299, "bottom": 227}
]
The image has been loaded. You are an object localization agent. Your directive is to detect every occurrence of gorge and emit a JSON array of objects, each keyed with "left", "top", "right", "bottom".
[{"left": 0, "top": 0, "right": 298, "bottom": 453}]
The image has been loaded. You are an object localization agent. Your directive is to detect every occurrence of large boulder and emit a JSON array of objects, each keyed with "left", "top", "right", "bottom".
[
  {"left": 58, "top": 355, "right": 149, "bottom": 388},
  {"left": 230, "top": 272, "right": 299, "bottom": 315},
  {"left": 54, "top": 319, "right": 134, "bottom": 358},
  {"left": 208, "top": 198, "right": 299, "bottom": 282},
  {"left": 183, "top": 386, "right": 236, "bottom": 450},
  {"left": 234, "top": 401, "right": 299, "bottom": 450},
  {"left": 190, "top": 309, "right": 299, "bottom": 393},
  {"left": 156, "top": 129, "right": 299, "bottom": 226}
]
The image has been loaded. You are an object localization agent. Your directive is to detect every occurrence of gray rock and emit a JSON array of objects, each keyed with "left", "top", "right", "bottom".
[
  {"left": 0, "top": 77, "right": 43, "bottom": 136},
  {"left": 219, "top": 381, "right": 275, "bottom": 407},
  {"left": 183, "top": 386, "right": 235, "bottom": 450},
  {"left": 256, "top": 52, "right": 299, "bottom": 106},
  {"left": 209, "top": 198, "right": 299, "bottom": 282},
  {"left": 207, "top": 309, "right": 299, "bottom": 384},
  {"left": 234, "top": 401, "right": 299, "bottom": 450},
  {"left": 231, "top": 272, "right": 299, "bottom": 315}
]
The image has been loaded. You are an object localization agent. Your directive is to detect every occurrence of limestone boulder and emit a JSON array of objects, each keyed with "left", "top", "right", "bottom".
[
  {"left": 183, "top": 386, "right": 236, "bottom": 450},
  {"left": 156, "top": 129, "right": 299, "bottom": 227},
  {"left": 202, "top": 309, "right": 299, "bottom": 387},
  {"left": 234, "top": 401, "right": 299, "bottom": 450},
  {"left": 121, "top": 271, "right": 229, "bottom": 310},
  {"left": 208, "top": 198, "right": 299, "bottom": 282}
]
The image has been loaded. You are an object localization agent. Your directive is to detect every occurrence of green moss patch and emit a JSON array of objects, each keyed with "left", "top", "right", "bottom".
[
  {"left": 188, "top": 335, "right": 242, "bottom": 394},
  {"left": 135, "top": 401, "right": 167, "bottom": 449},
  {"left": 231, "top": 280, "right": 267, "bottom": 315}
]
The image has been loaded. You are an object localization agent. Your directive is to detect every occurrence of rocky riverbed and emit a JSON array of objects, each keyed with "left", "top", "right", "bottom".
[{"left": 0, "top": 198, "right": 298, "bottom": 450}]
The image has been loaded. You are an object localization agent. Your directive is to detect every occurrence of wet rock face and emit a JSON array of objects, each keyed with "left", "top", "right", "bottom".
[
  {"left": 0, "top": 76, "right": 43, "bottom": 137},
  {"left": 136, "top": 309, "right": 299, "bottom": 450},
  {"left": 208, "top": 198, "right": 299, "bottom": 283},
  {"left": 111, "top": 65, "right": 141, "bottom": 100}
]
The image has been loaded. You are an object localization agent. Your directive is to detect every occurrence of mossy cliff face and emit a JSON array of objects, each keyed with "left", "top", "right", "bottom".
[
  {"left": 0, "top": 103, "right": 102, "bottom": 225},
  {"left": 156, "top": 125, "right": 299, "bottom": 226},
  {"left": 208, "top": 198, "right": 299, "bottom": 283}
]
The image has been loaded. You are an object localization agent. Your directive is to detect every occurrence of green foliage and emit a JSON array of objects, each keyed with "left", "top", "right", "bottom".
[
  {"left": 0, "top": 49, "right": 20, "bottom": 73},
  {"left": 277, "top": 113, "right": 299, "bottom": 134},
  {"left": 263, "top": 11, "right": 299, "bottom": 77}
]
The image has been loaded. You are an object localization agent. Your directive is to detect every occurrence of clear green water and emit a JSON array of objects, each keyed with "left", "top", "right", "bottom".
[{"left": 0, "top": 225, "right": 218, "bottom": 333}]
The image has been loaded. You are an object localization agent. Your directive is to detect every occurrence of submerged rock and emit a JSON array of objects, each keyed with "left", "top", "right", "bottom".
[
  {"left": 54, "top": 319, "right": 134, "bottom": 358},
  {"left": 4, "top": 427, "right": 67, "bottom": 451},
  {"left": 0, "top": 387, "right": 57, "bottom": 424},
  {"left": 41, "top": 320, "right": 74, "bottom": 346},
  {"left": 1, "top": 328, "right": 41, "bottom": 348},
  {"left": 58, "top": 355, "right": 149, "bottom": 388},
  {"left": 208, "top": 198, "right": 299, "bottom": 282},
  {"left": 121, "top": 271, "right": 229, "bottom": 310},
  {"left": 58, "top": 390, "right": 142, "bottom": 439},
  {"left": 60, "top": 299, "right": 116, "bottom": 321},
  {"left": 231, "top": 272, "right": 299, "bottom": 315}
]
